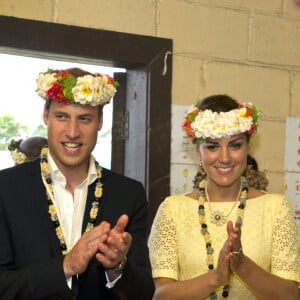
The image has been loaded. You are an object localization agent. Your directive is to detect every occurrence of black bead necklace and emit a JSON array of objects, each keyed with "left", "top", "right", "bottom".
[{"left": 198, "top": 177, "right": 248, "bottom": 299}]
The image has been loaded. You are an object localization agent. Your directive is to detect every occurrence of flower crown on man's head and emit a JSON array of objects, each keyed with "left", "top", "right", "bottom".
[
  {"left": 36, "top": 68, "right": 119, "bottom": 106},
  {"left": 182, "top": 102, "right": 259, "bottom": 143}
]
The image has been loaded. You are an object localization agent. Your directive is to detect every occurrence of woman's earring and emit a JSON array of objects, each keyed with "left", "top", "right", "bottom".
[{"left": 198, "top": 160, "right": 206, "bottom": 176}]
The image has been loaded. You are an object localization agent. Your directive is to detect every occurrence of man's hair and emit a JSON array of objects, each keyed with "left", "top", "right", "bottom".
[{"left": 44, "top": 99, "right": 104, "bottom": 118}]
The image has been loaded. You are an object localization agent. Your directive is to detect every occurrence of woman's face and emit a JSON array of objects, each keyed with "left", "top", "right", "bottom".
[{"left": 198, "top": 133, "right": 249, "bottom": 188}]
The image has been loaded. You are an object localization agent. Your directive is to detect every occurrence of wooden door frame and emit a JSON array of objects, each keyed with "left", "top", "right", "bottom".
[{"left": 0, "top": 15, "right": 172, "bottom": 228}]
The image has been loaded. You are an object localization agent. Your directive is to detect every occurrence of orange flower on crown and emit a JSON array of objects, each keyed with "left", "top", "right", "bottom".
[{"left": 182, "top": 107, "right": 201, "bottom": 139}]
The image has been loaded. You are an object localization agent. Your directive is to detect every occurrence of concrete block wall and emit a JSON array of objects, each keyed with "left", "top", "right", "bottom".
[{"left": 1, "top": 0, "right": 300, "bottom": 193}]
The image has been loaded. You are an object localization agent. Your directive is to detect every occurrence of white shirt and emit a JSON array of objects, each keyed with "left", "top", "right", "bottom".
[
  {"left": 47, "top": 153, "right": 97, "bottom": 251},
  {"left": 44, "top": 152, "right": 121, "bottom": 288}
]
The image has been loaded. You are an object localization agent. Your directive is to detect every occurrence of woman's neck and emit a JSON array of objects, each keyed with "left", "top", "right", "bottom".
[{"left": 205, "top": 179, "right": 241, "bottom": 202}]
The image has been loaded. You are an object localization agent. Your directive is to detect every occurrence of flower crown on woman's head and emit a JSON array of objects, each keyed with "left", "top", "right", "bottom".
[
  {"left": 182, "top": 102, "right": 259, "bottom": 143},
  {"left": 8, "top": 139, "right": 28, "bottom": 164},
  {"left": 36, "top": 69, "right": 119, "bottom": 106}
]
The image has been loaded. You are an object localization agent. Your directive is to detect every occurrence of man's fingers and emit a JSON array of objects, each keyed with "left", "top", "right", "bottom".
[{"left": 112, "top": 214, "right": 129, "bottom": 233}]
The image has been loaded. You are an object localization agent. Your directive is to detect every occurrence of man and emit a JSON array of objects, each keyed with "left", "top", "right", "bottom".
[{"left": 0, "top": 68, "right": 154, "bottom": 299}]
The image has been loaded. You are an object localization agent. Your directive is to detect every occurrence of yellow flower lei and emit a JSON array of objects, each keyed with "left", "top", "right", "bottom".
[
  {"left": 11, "top": 148, "right": 28, "bottom": 164},
  {"left": 40, "top": 146, "right": 103, "bottom": 255}
]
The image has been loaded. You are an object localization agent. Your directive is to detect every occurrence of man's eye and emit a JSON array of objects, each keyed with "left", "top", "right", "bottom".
[
  {"left": 79, "top": 116, "right": 91, "bottom": 122},
  {"left": 55, "top": 114, "right": 67, "bottom": 120}
]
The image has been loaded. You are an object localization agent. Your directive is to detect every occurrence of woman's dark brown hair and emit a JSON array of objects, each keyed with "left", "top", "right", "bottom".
[{"left": 197, "top": 94, "right": 239, "bottom": 112}]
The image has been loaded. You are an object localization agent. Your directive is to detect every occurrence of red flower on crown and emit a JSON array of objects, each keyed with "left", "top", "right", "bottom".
[{"left": 182, "top": 108, "right": 201, "bottom": 139}]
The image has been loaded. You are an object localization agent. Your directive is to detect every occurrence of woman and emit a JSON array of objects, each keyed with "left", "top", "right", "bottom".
[
  {"left": 148, "top": 95, "right": 300, "bottom": 299},
  {"left": 8, "top": 136, "right": 48, "bottom": 165}
]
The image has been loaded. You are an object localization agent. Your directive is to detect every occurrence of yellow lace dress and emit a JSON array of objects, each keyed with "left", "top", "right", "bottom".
[{"left": 148, "top": 193, "right": 300, "bottom": 299}]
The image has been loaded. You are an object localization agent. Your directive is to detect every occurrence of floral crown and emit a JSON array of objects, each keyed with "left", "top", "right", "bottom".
[
  {"left": 8, "top": 139, "right": 28, "bottom": 164},
  {"left": 36, "top": 68, "right": 119, "bottom": 106},
  {"left": 182, "top": 102, "right": 259, "bottom": 143}
]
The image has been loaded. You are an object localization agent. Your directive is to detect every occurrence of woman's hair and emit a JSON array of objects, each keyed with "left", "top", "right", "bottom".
[
  {"left": 19, "top": 136, "right": 48, "bottom": 159},
  {"left": 244, "top": 163, "right": 269, "bottom": 191},
  {"left": 247, "top": 154, "right": 258, "bottom": 171},
  {"left": 193, "top": 163, "right": 269, "bottom": 191},
  {"left": 8, "top": 136, "right": 48, "bottom": 165},
  {"left": 197, "top": 94, "right": 239, "bottom": 112}
]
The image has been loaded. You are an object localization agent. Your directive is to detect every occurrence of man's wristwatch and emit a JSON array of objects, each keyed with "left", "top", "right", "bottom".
[{"left": 109, "top": 256, "right": 127, "bottom": 274}]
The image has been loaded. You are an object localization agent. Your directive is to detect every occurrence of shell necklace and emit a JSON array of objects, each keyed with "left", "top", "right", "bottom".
[
  {"left": 198, "top": 177, "right": 248, "bottom": 299},
  {"left": 205, "top": 181, "right": 242, "bottom": 226},
  {"left": 40, "top": 146, "right": 103, "bottom": 255}
]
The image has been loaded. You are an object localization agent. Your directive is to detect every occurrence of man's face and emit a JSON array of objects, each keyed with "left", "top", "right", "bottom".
[{"left": 43, "top": 101, "right": 102, "bottom": 173}]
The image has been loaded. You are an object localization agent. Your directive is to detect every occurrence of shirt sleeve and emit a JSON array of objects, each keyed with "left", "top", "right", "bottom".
[
  {"left": 271, "top": 196, "right": 300, "bottom": 283},
  {"left": 148, "top": 197, "right": 179, "bottom": 280},
  {"left": 105, "top": 272, "right": 122, "bottom": 288}
]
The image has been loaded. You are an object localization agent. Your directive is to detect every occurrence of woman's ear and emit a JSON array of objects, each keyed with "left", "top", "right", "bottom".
[
  {"left": 196, "top": 145, "right": 202, "bottom": 159},
  {"left": 247, "top": 143, "right": 250, "bottom": 152}
]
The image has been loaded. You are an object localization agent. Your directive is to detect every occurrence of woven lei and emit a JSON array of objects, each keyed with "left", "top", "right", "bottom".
[
  {"left": 198, "top": 177, "right": 248, "bottom": 299},
  {"left": 40, "top": 146, "right": 103, "bottom": 255}
]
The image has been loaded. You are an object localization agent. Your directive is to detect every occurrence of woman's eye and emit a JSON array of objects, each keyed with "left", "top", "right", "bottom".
[
  {"left": 230, "top": 143, "right": 242, "bottom": 150},
  {"left": 206, "top": 144, "right": 218, "bottom": 151}
]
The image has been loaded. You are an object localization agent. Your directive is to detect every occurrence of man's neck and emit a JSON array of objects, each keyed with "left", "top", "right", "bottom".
[{"left": 47, "top": 151, "right": 91, "bottom": 193}]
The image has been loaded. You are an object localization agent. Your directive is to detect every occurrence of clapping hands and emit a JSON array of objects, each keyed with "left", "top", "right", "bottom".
[
  {"left": 215, "top": 221, "right": 244, "bottom": 285},
  {"left": 63, "top": 214, "right": 132, "bottom": 278}
]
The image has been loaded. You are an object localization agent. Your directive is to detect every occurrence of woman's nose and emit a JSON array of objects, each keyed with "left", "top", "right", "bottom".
[{"left": 219, "top": 148, "right": 230, "bottom": 163}]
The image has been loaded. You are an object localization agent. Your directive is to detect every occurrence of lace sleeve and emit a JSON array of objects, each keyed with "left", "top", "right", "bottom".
[
  {"left": 148, "top": 198, "right": 179, "bottom": 280},
  {"left": 272, "top": 196, "right": 300, "bottom": 282}
]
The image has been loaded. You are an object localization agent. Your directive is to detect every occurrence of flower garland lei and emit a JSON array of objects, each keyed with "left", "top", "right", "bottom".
[
  {"left": 198, "top": 177, "right": 248, "bottom": 299},
  {"left": 182, "top": 103, "right": 259, "bottom": 144},
  {"left": 8, "top": 139, "right": 28, "bottom": 164},
  {"left": 10, "top": 148, "right": 28, "bottom": 165},
  {"left": 40, "top": 146, "right": 103, "bottom": 255}
]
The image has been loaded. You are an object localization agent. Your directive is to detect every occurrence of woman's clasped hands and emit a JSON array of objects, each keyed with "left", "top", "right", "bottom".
[{"left": 215, "top": 221, "right": 244, "bottom": 286}]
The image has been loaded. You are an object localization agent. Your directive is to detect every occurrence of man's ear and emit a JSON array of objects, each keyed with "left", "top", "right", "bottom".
[
  {"left": 43, "top": 105, "right": 48, "bottom": 125},
  {"left": 98, "top": 111, "right": 103, "bottom": 131}
]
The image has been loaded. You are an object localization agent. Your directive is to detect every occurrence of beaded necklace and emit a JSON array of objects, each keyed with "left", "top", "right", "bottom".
[
  {"left": 198, "top": 177, "right": 248, "bottom": 299},
  {"left": 205, "top": 181, "right": 242, "bottom": 226},
  {"left": 40, "top": 146, "right": 103, "bottom": 255}
]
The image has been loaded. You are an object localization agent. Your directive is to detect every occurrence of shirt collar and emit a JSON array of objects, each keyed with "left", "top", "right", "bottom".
[{"left": 47, "top": 151, "right": 98, "bottom": 186}]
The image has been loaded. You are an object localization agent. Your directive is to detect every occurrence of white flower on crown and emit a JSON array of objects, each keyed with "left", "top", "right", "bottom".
[
  {"left": 191, "top": 108, "right": 253, "bottom": 140},
  {"left": 36, "top": 73, "right": 57, "bottom": 99},
  {"left": 72, "top": 75, "right": 117, "bottom": 107},
  {"left": 36, "top": 69, "right": 119, "bottom": 106}
]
